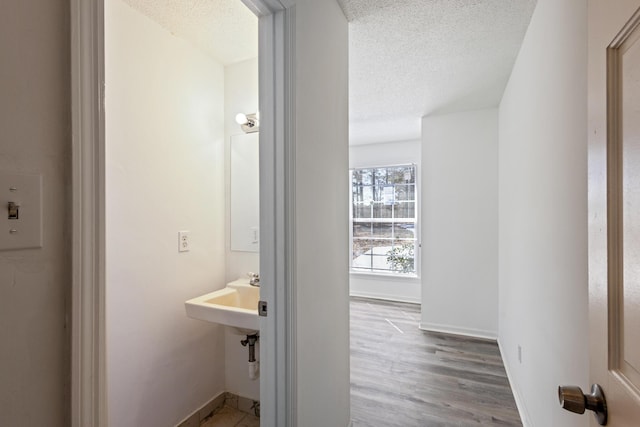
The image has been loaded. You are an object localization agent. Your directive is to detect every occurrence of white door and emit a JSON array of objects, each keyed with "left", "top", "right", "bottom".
[{"left": 585, "top": 0, "right": 640, "bottom": 425}]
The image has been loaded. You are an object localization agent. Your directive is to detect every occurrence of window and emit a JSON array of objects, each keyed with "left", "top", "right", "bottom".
[{"left": 350, "top": 164, "right": 418, "bottom": 275}]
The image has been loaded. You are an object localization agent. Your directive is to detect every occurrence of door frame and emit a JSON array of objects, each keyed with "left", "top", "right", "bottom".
[{"left": 70, "top": 0, "right": 297, "bottom": 425}]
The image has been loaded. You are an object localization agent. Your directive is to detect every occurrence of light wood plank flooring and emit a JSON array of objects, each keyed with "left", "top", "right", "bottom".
[{"left": 351, "top": 297, "right": 522, "bottom": 426}]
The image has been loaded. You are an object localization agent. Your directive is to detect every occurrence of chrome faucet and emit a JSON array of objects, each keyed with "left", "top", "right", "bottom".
[{"left": 248, "top": 272, "right": 260, "bottom": 287}]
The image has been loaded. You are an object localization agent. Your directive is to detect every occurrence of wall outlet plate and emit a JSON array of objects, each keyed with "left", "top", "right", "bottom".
[
  {"left": 178, "top": 230, "right": 190, "bottom": 252},
  {"left": 518, "top": 345, "right": 522, "bottom": 364}
]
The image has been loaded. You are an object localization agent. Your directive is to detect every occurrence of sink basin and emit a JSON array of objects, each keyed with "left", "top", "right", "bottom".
[{"left": 185, "top": 279, "right": 260, "bottom": 334}]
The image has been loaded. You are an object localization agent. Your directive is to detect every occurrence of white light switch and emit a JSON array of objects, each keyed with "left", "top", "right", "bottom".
[{"left": 0, "top": 172, "right": 43, "bottom": 251}]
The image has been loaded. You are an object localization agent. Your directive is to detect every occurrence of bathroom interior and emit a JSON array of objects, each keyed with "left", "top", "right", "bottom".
[{"left": 105, "top": 0, "right": 261, "bottom": 425}]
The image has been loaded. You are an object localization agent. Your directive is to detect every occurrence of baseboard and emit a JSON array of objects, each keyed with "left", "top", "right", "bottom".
[
  {"left": 349, "top": 290, "right": 420, "bottom": 304},
  {"left": 418, "top": 322, "right": 497, "bottom": 340},
  {"left": 497, "top": 338, "right": 532, "bottom": 427},
  {"left": 175, "top": 391, "right": 226, "bottom": 427}
]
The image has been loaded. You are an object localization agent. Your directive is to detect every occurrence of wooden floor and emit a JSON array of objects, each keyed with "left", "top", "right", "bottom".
[{"left": 350, "top": 298, "right": 522, "bottom": 426}]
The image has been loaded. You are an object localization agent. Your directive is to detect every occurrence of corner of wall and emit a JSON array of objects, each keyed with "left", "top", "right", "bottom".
[{"left": 420, "top": 108, "right": 499, "bottom": 339}]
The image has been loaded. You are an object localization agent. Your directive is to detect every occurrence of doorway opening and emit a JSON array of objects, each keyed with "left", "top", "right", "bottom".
[
  {"left": 70, "top": 1, "right": 295, "bottom": 426},
  {"left": 104, "top": 1, "right": 258, "bottom": 425}
]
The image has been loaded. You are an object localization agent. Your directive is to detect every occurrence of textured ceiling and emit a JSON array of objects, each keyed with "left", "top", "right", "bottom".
[
  {"left": 339, "top": 0, "right": 537, "bottom": 144},
  {"left": 120, "top": 0, "right": 536, "bottom": 145},
  {"left": 121, "top": 0, "right": 258, "bottom": 65}
]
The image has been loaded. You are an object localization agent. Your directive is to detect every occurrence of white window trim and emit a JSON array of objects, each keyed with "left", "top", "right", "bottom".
[{"left": 349, "top": 164, "right": 421, "bottom": 279}]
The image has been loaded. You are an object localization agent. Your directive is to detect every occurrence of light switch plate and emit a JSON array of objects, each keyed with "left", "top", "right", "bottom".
[{"left": 0, "top": 172, "right": 43, "bottom": 251}]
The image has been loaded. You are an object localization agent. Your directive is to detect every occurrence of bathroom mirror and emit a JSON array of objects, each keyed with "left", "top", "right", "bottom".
[{"left": 230, "top": 133, "right": 259, "bottom": 252}]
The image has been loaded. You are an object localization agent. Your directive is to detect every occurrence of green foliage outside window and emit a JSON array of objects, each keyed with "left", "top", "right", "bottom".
[{"left": 386, "top": 242, "right": 415, "bottom": 273}]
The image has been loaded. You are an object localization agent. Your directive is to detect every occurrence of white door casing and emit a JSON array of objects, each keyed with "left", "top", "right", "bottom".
[
  {"left": 589, "top": 1, "right": 640, "bottom": 425},
  {"left": 254, "top": 2, "right": 297, "bottom": 426}
]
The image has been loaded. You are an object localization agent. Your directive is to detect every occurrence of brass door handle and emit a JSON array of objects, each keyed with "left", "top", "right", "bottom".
[{"left": 558, "top": 384, "right": 607, "bottom": 425}]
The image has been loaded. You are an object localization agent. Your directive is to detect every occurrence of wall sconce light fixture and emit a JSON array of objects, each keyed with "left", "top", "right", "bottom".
[{"left": 235, "top": 112, "right": 259, "bottom": 133}]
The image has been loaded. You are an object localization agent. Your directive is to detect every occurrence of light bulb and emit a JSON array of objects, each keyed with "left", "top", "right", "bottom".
[{"left": 235, "top": 113, "right": 248, "bottom": 125}]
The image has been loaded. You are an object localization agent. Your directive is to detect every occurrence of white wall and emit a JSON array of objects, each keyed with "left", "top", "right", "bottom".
[
  {"left": 498, "top": 0, "right": 588, "bottom": 425},
  {"left": 293, "top": 0, "right": 351, "bottom": 425},
  {"left": 105, "top": 1, "right": 227, "bottom": 426},
  {"left": 224, "top": 58, "right": 260, "bottom": 401},
  {"left": 0, "top": 1, "right": 70, "bottom": 425},
  {"left": 421, "top": 108, "right": 499, "bottom": 339},
  {"left": 349, "top": 140, "right": 422, "bottom": 303}
]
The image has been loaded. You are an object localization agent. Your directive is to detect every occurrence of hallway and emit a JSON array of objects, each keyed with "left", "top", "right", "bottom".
[{"left": 350, "top": 298, "right": 521, "bottom": 426}]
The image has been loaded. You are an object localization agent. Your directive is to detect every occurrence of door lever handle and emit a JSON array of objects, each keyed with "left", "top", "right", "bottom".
[{"left": 558, "top": 384, "right": 607, "bottom": 425}]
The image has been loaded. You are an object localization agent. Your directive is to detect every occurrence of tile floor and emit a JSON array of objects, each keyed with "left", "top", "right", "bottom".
[{"left": 200, "top": 405, "right": 259, "bottom": 427}]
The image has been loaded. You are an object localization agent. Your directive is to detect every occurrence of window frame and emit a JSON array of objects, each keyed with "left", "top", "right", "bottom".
[{"left": 349, "top": 163, "right": 420, "bottom": 278}]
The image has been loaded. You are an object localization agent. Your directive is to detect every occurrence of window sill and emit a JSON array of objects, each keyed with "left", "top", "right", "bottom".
[{"left": 349, "top": 270, "right": 420, "bottom": 281}]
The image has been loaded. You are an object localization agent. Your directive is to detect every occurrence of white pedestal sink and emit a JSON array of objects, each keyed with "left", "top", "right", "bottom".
[{"left": 185, "top": 279, "right": 259, "bottom": 335}]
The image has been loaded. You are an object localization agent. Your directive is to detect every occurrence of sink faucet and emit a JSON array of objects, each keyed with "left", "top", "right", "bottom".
[{"left": 248, "top": 272, "right": 260, "bottom": 287}]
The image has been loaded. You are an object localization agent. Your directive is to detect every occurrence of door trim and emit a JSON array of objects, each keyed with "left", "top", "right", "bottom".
[
  {"left": 70, "top": 1, "right": 296, "bottom": 426},
  {"left": 256, "top": 3, "right": 298, "bottom": 426},
  {"left": 606, "top": 5, "right": 640, "bottom": 397},
  {"left": 70, "top": 0, "right": 106, "bottom": 425}
]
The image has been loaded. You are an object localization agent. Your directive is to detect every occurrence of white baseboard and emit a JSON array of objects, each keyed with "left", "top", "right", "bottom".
[
  {"left": 418, "top": 322, "right": 497, "bottom": 340},
  {"left": 350, "top": 290, "right": 420, "bottom": 304},
  {"left": 497, "top": 338, "right": 532, "bottom": 427}
]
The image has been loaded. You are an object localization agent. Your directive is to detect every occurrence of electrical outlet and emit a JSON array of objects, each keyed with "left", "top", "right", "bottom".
[
  {"left": 518, "top": 345, "right": 522, "bottom": 364},
  {"left": 178, "top": 231, "right": 190, "bottom": 252}
]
